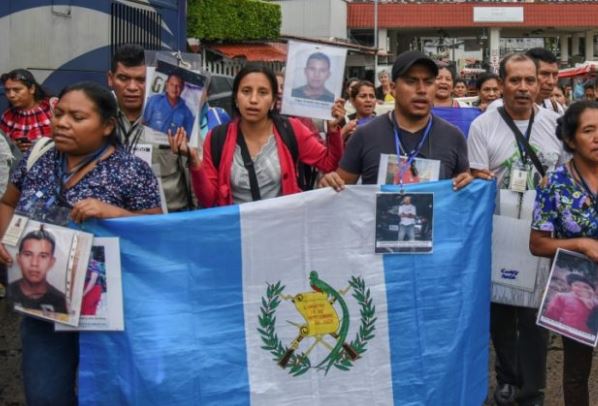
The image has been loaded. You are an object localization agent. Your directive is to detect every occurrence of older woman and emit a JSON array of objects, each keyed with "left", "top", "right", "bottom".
[
  {"left": 342, "top": 80, "right": 376, "bottom": 144},
  {"left": 433, "top": 65, "right": 461, "bottom": 108},
  {"left": 375, "top": 70, "right": 394, "bottom": 103},
  {"left": 0, "top": 81, "right": 161, "bottom": 405},
  {"left": 473, "top": 72, "right": 500, "bottom": 112},
  {"left": 1, "top": 69, "right": 54, "bottom": 152},
  {"left": 171, "top": 64, "right": 344, "bottom": 207},
  {"left": 530, "top": 100, "right": 598, "bottom": 406}
]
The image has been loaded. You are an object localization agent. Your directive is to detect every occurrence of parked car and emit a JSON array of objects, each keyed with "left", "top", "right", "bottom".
[{"left": 207, "top": 74, "right": 233, "bottom": 117}]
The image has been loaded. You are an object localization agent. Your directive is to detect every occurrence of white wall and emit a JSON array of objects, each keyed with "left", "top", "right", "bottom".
[{"left": 273, "top": 0, "right": 347, "bottom": 40}]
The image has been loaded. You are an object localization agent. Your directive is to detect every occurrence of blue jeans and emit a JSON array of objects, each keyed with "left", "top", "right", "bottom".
[
  {"left": 398, "top": 224, "right": 415, "bottom": 241},
  {"left": 21, "top": 317, "right": 79, "bottom": 405}
]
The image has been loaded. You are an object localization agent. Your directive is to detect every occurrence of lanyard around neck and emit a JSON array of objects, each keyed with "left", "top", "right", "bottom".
[
  {"left": 58, "top": 143, "right": 110, "bottom": 188},
  {"left": 572, "top": 159, "right": 598, "bottom": 211},
  {"left": 499, "top": 107, "right": 535, "bottom": 165},
  {"left": 391, "top": 112, "right": 433, "bottom": 184},
  {"left": 118, "top": 114, "right": 143, "bottom": 152}
]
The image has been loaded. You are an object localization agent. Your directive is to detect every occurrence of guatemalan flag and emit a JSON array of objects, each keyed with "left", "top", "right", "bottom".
[{"left": 79, "top": 180, "right": 495, "bottom": 406}]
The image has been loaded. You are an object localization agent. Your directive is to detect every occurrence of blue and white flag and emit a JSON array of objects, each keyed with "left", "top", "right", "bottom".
[
  {"left": 79, "top": 180, "right": 495, "bottom": 405},
  {"left": 432, "top": 107, "right": 481, "bottom": 138}
]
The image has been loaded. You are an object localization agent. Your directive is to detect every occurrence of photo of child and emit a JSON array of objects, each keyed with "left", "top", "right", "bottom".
[{"left": 537, "top": 249, "right": 598, "bottom": 347}]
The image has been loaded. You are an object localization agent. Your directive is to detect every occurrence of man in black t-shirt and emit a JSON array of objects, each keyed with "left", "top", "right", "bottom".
[
  {"left": 319, "top": 50, "right": 472, "bottom": 189},
  {"left": 9, "top": 229, "right": 67, "bottom": 314}
]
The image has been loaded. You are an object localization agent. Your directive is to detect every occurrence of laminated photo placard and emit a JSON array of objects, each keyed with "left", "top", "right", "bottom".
[
  {"left": 281, "top": 40, "right": 347, "bottom": 120},
  {"left": 143, "top": 59, "right": 210, "bottom": 149},
  {"left": 56, "top": 238, "right": 124, "bottom": 332},
  {"left": 4, "top": 219, "right": 93, "bottom": 326},
  {"left": 537, "top": 249, "right": 598, "bottom": 347},
  {"left": 375, "top": 192, "right": 434, "bottom": 254},
  {"left": 376, "top": 154, "right": 441, "bottom": 186}
]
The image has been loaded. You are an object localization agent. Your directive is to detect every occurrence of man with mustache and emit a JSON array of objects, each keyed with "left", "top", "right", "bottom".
[
  {"left": 319, "top": 50, "right": 471, "bottom": 189},
  {"left": 468, "top": 53, "right": 565, "bottom": 406},
  {"left": 487, "top": 49, "right": 564, "bottom": 116}
]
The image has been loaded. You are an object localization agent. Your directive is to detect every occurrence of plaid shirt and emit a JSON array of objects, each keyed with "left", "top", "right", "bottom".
[{"left": 0, "top": 99, "right": 53, "bottom": 141}]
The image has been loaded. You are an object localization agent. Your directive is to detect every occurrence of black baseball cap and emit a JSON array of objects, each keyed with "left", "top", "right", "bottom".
[{"left": 391, "top": 51, "right": 438, "bottom": 82}]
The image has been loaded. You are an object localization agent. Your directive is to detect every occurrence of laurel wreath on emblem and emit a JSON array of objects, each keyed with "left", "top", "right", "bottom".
[{"left": 258, "top": 276, "right": 376, "bottom": 376}]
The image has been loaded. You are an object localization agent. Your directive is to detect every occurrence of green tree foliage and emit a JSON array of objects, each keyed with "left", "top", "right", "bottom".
[{"left": 188, "top": 0, "right": 281, "bottom": 40}]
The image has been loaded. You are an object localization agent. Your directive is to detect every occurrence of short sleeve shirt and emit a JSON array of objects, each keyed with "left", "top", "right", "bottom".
[
  {"left": 339, "top": 112, "right": 469, "bottom": 184},
  {"left": 467, "top": 107, "right": 564, "bottom": 190},
  {"left": 399, "top": 204, "right": 416, "bottom": 226},
  {"left": 10, "top": 146, "right": 161, "bottom": 215},
  {"left": 532, "top": 164, "right": 598, "bottom": 239}
]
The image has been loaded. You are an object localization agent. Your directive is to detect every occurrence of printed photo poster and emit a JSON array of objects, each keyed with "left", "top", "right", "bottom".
[
  {"left": 143, "top": 59, "right": 210, "bottom": 149},
  {"left": 281, "top": 40, "right": 347, "bottom": 120},
  {"left": 376, "top": 154, "right": 441, "bottom": 185},
  {"left": 375, "top": 192, "right": 434, "bottom": 254},
  {"left": 537, "top": 249, "right": 598, "bottom": 347},
  {"left": 3, "top": 219, "right": 93, "bottom": 326},
  {"left": 56, "top": 238, "right": 124, "bottom": 332}
]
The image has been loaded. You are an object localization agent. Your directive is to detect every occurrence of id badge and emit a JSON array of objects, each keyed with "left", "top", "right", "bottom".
[
  {"left": 509, "top": 165, "right": 528, "bottom": 193},
  {"left": 1, "top": 215, "right": 29, "bottom": 246}
]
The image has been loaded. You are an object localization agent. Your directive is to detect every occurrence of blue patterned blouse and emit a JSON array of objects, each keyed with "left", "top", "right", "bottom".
[
  {"left": 10, "top": 146, "right": 161, "bottom": 218},
  {"left": 532, "top": 164, "right": 598, "bottom": 239}
]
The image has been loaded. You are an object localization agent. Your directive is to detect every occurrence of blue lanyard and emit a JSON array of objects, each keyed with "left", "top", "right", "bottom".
[
  {"left": 55, "top": 142, "right": 110, "bottom": 202},
  {"left": 391, "top": 113, "right": 433, "bottom": 184}
]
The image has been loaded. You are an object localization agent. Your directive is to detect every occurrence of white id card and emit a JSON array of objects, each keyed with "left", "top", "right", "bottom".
[
  {"left": 508, "top": 166, "right": 528, "bottom": 193},
  {"left": 1, "top": 215, "right": 29, "bottom": 246}
]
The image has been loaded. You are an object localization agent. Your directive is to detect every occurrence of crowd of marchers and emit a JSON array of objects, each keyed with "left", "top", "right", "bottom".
[{"left": 1, "top": 43, "right": 598, "bottom": 406}]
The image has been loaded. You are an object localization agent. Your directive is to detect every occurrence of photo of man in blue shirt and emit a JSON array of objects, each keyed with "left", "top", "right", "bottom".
[{"left": 143, "top": 72, "right": 195, "bottom": 136}]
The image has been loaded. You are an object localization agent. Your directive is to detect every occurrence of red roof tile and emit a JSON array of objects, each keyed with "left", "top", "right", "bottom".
[{"left": 207, "top": 43, "right": 287, "bottom": 62}]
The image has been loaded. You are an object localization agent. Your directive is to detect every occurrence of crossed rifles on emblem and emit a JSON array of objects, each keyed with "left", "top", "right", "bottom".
[{"left": 278, "top": 271, "right": 359, "bottom": 373}]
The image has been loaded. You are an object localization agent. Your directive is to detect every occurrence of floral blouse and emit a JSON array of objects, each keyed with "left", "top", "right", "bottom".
[
  {"left": 532, "top": 163, "right": 598, "bottom": 239},
  {"left": 10, "top": 146, "right": 161, "bottom": 220}
]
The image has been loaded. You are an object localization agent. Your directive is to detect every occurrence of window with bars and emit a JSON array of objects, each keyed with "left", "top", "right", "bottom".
[{"left": 111, "top": 2, "right": 162, "bottom": 55}]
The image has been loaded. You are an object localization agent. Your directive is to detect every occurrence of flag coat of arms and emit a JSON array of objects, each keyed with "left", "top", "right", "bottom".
[{"left": 79, "top": 180, "right": 495, "bottom": 405}]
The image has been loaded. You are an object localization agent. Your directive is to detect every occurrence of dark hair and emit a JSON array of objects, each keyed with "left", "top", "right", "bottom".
[
  {"left": 1, "top": 69, "right": 48, "bottom": 102},
  {"left": 306, "top": 52, "right": 331, "bottom": 70},
  {"left": 58, "top": 81, "right": 118, "bottom": 143},
  {"left": 454, "top": 78, "right": 467, "bottom": 87},
  {"left": 349, "top": 80, "right": 375, "bottom": 99},
  {"left": 165, "top": 72, "right": 185, "bottom": 90},
  {"left": 232, "top": 64, "right": 278, "bottom": 118},
  {"left": 343, "top": 77, "right": 359, "bottom": 98},
  {"left": 556, "top": 100, "right": 598, "bottom": 153},
  {"left": 499, "top": 53, "right": 538, "bottom": 81},
  {"left": 476, "top": 72, "right": 500, "bottom": 91},
  {"left": 525, "top": 47, "right": 558, "bottom": 65},
  {"left": 19, "top": 229, "right": 56, "bottom": 256},
  {"left": 584, "top": 84, "right": 595, "bottom": 92},
  {"left": 111, "top": 44, "right": 145, "bottom": 72},
  {"left": 566, "top": 272, "right": 595, "bottom": 290},
  {"left": 436, "top": 64, "right": 456, "bottom": 82}
]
